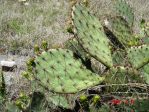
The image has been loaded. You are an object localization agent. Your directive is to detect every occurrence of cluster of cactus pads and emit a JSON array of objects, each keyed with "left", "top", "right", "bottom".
[
  {"left": 24, "top": 1, "right": 149, "bottom": 110},
  {"left": 1, "top": 0, "right": 148, "bottom": 111}
]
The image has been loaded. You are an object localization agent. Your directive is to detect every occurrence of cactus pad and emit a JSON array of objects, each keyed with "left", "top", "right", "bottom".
[
  {"left": 113, "top": 0, "right": 134, "bottom": 27},
  {"left": 127, "top": 45, "right": 149, "bottom": 69},
  {"left": 72, "top": 4, "right": 113, "bottom": 68},
  {"left": 112, "top": 49, "right": 126, "bottom": 66},
  {"left": 140, "top": 63, "right": 149, "bottom": 84},
  {"left": 141, "top": 37, "right": 149, "bottom": 45},
  {"left": 46, "top": 93, "right": 75, "bottom": 109},
  {"left": 64, "top": 38, "right": 89, "bottom": 61},
  {"left": 33, "top": 48, "right": 104, "bottom": 93},
  {"left": 31, "top": 79, "right": 75, "bottom": 109},
  {"left": 108, "top": 16, "right": 136, "bottom": 47},
  {"left": 144, "top": 21, "right": 149, "bottom": 36}
]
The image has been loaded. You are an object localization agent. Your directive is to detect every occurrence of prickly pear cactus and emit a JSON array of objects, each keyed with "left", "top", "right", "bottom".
[
  {"left": 108, "top": 16, "right": 136, "bottom": 47},
  {"left": 4, "top": 102, "right": 20, "bottom": 112},
  {"left": 112, "top": 49, "right": 126, "bottom": 66},
  {"left": 72, "top": 4, "right": 113, "bottom": 68},
  {"left": 140, "top": 63, "right": 149, "bottom": 84},
  {"left": 141, "top": 37, "right": 149, "bottom": 45},
  {"left": 113, "top": 0, "right": 134, "bottom": 27},
  {"left": 47, "top": 93, "right": 76, "bottom": 109},
  {"left": 145, "top": 22, "right": 149, "bottom": 36},
  {"left": 31, "top": 78, "right": 76, "bottom": 109},
  {"left": 64, "top": 38, "right": 89, "bottom": 61},
  {"left": 142, "top": 21, "right": 149, "bottom": 37},
  {"left": 30, "top": 91, "right": 75, "bottom": 110},
  {"left": 33, "top": 48, "right": 104, "bottom": 93},
  {"left": 127, "top": 45, "right": 149, "bottom": 69}
]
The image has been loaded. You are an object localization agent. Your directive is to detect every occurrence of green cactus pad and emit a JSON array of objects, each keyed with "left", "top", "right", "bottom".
[
  {"left": 31, "top": 79, "right": 75, "bottom": 109},
  {"left": 144, "top": 22, "right": 149, "bottom": 36},
  {"left": 141, "top": 37, "right": 149, "bottom": 45},
  {"left": 127, "top": 45, "right": 149, "bottom": 69},
  {"left": 34, "top": 48, "right": 104, "bottom": 93},
  {"left": 108, "top": 16, "right": 136, "bottom": 47},
  {"left": 113, "top": 0, "right": 134, "bottom": 27},
  {"left": 64, "top": 38, "right": 89, "bottom": 61},
  {"left": 112, "top": 49, "right": 126, "bottom": 66},
  {"left": 140, "top": 63, "right": 149, "bottom": 84},
  {"left": 46, "top": 94, "right": 76, "bottom": 109},
  {"left": 72, "top": 4, "right": 113, "bottom": 68},
  {"left": 4, "top": 102, "right": 20, "bottom": 112}
]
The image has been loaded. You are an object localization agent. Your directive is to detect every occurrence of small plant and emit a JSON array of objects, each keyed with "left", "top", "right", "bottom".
[{"left": 15, "top": 92, "right": 31, "bottom": 111}]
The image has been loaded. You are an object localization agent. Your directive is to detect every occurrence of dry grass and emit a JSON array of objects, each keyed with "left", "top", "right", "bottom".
[{"left": 0, "top": 0, "right": 70, "bottom": 54}]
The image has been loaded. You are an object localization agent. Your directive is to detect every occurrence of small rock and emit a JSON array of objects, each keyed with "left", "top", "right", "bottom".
[
  {"left": 18, "top": 0, "right": 27, "bottom": 2},
  {"left": 104, "top": 19, "right": 109, "bottom": 26},
  {"left": 0, "top": 60, "right": 17, "bottom": 72},
  {"left": 24, "top": 2, "right": 29, "bottom": 6}
]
